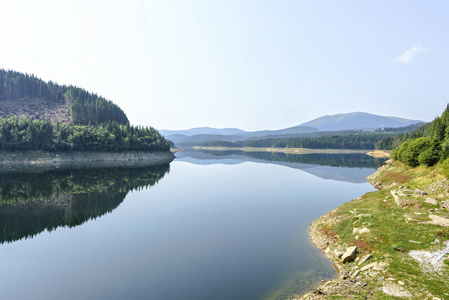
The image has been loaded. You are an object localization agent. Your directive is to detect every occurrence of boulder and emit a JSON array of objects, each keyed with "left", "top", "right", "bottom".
[
  {"left": 341, "top": 246, "right": 358, "bottom": 263},
  {"left": 425, "top": 198, "right": 438, "bottom": 205}
]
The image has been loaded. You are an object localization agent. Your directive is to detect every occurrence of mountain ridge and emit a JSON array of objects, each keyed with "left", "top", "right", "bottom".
[
  {"left": 299, "top": 112, "right": 422, "bottom": 131},
  {"left": 163, "top": 112, "right": 425, "bottom": 146}
]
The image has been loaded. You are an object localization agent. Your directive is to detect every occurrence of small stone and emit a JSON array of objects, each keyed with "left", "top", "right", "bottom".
[
  {"left": 353, "top": 227, "right": 360, "bottom": 235},
  {"left": 415, "top": 189, "right": 427, "bottom": 195},
  {"left": 425, "top": 198, "right": 438, "bottom": 205},
  {"left": 361, "top": 262, "right": 377, "bottom": 271},
  {"left": 373, "top": 262, "right": 388, "bottom": 271},
  {"left": 334, "top": 249, "right": 344, "bottom": 258},
  {"left": 359, "top": 227, "right": 370, "bottom": 234},
  {"left": 341, "top": 246, "right": 358, "bottom": 263},
  {"left": 324, "top": 247, "right": 331, "bottom": 254},
  {"left": 398, "top": 280, "right": 405, "bottom": 286},
  {"left": 351, "top": 270, "right": 360, "bottom": 278},
  {"left": 358, "top": 254, "right": 373, "bottom": 265}
]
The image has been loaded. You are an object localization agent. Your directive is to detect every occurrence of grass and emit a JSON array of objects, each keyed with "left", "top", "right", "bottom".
[{"left": 323, "top": 160, "right": 449, "bottom": 298}]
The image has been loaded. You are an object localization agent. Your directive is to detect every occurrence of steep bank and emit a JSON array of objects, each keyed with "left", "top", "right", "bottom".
[
  {"left": 0, "top": 151, "right": 175, "bottom": 173},
  {"left": 300, "top": 160, "right": 449, "bottom": 299}
]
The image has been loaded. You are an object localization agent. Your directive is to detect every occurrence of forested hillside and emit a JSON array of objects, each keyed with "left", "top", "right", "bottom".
[
  {"left": 0, "top": 116, "right": 170, "bottom": 152},
  {"left": 0, "top": 69, "right": 171, "bottom": 152},
  {"left": 392, "top": 105, "right": 449, "bottom": 167},
  {"left": 201, "top": 124, "right": 423, "bottom": 150},
  {"left": 0, "top": 69, "right": 128, "bottom": 125}
]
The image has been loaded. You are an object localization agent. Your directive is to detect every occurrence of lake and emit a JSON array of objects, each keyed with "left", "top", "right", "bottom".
[{"left": 0, "top": 150, "right": 382, "bottom": 300}]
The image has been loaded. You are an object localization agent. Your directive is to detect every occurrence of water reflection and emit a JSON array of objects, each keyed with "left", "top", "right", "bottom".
[
  {"left": 175, "top": 150, "right": 386, "bottom": 183},
  {"left": 0, "top": 165, "right": 170, "bottom": 244}
]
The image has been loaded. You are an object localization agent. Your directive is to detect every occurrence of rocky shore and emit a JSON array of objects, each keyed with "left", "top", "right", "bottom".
[
  {"left": 300, "top": 159, "right": 449, "bottom": 299},
  {"left": 0, "top": 150, "right": 175, "bottom": 172}
]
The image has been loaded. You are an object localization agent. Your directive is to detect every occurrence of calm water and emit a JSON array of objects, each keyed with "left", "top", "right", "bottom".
[{"left": 0, "top": 151, "right": 381, "bottom": 300}]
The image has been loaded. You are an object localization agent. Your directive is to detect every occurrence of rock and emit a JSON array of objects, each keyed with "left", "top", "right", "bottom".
[
  {"left": 425, "top": 198, "right": 438, "bottom": 205},
  {"left": 382, "top": 283, "right": 412, "bottom": 298},
  {"left": 425, "top": 214, "right": 449, "bottom": 227},
  {"left": 374, "top": 262, "right": 388, "bottom": 271},
  {"left": 361, "top": 262, "right": 377, "bottom": 271},
  {"left": 334, "top": 249, "right": 344, "bottom": 258},
  {"left": 351, "top": 269, "right": 360, "bottom": 278},
  {"left": 398, "top": 280, "right": 405, "bottom": 285},
  {"left": 431, "top": 239, "right": 440, "bottom": 245},
  {"left": 440, "top": 200, "right": 449, "bottom": 209},
  {"left": 359, "top": 227, "right": 370, "bottom": 234},
  {"left": 341, "top": 246, "right": 358, "bottom": 263},
  {"left": 324, "top": 247, "right": 331, "bottom": 254},
  {"left": 353, "top": 227, "right": 360, "bottom": 234},
  {"left": 357, "top": 213, "right": 373, "bottom": 218},
  {"left": 415, "top": 189, "right": 427, "bottom": 195},
  {"left": 358, "top": 254, "right": 373, "bottom": 265}
]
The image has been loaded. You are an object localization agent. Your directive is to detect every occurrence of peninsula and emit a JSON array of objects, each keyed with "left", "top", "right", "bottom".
[{"left": 0, "top": 69, "right": 174, "bottom": 168}]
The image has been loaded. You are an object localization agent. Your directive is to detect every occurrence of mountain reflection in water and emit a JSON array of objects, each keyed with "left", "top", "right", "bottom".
[
  {"left": 0, "top": 165, "right": 170, "bottom": 244},
  {"left": 175, "top": 150, "right": 386, "bottom": 183}
]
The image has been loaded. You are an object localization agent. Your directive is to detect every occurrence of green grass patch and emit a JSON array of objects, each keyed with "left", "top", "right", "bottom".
[{"left": 324, "top": 160, "right": 449, "bottom": 298}]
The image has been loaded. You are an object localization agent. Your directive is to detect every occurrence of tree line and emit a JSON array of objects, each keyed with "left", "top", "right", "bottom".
[
  {"left": 392, "top": 105, "right": 449, "bottom": 167},
  {"left": 0, "top": 116, "right": 170, "bottom": 152},
  {"left": 0, "top": 165, "right": 170, "bottom": 243},
  {"left": 0, "top": 69, "right": 129, "bottom": 125},
  {"left": 203, "top": 133, "right": 395, "bottom": 150}
]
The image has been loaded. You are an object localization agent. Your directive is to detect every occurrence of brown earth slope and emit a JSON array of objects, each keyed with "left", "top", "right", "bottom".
[{"left": 0, "top": 97, "right": 71, "bottom": 124}]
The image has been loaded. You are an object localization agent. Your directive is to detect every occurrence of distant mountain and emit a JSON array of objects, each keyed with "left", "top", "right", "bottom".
[
  {"left": 300, "top": 112, "right": 423, "bottom": 132},
  {"left": 160, "top": 127, "right": 247, "bottom": 137},
  {"left": 164, "top": 126, "right": 318, "bottom": 146},
  {"left": 163, "top": 112, "right": 425, "bottom": 147}
]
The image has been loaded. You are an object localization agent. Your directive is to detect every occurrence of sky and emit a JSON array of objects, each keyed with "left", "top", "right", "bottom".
[{"left": 0, "top": 0, "right": 448, "bottom": 131}]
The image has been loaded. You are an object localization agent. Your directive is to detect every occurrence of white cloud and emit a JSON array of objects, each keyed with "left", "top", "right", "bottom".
[{"left": 393, "top": 44, "right": 428, "bottom": 64}]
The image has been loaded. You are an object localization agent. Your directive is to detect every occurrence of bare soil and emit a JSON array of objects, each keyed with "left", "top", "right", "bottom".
[{"left": 0, "top": 97, "right": 72, "bottom": 123}]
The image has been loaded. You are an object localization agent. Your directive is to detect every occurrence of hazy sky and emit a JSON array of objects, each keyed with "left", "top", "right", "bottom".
[{"left": 1, "top": 1, "right": 448, "bottom": 131}]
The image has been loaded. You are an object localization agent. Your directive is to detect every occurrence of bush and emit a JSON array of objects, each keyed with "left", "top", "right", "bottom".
[
  {"left": 401, "top": 137, "right": 432, "bottom": 167},
  {"left": 418, "top": 139, "right": 441, "bottom": 166}
]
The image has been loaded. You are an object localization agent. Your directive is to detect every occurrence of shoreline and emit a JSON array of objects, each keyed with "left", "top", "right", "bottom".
[
  {"left": 0, "top": 150, "right": 175, "bottom": 173},
  {"left": 300, "top": 159, "right": 449, "bottom": 299},
  {"left": 194, "top": 146, "right": 376, "bottom": 155},
  {"left": 299, "top": 161, "right": 394, "bottom": 299}
]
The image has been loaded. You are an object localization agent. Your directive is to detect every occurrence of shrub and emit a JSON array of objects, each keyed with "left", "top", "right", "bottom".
[{"left": 401, "top": 137, "right": 432, "bottom": 167}]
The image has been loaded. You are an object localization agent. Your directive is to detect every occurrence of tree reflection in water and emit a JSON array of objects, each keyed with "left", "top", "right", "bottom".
[{"left": 0, "top": 165, "right": 170, "bottom": 244}]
